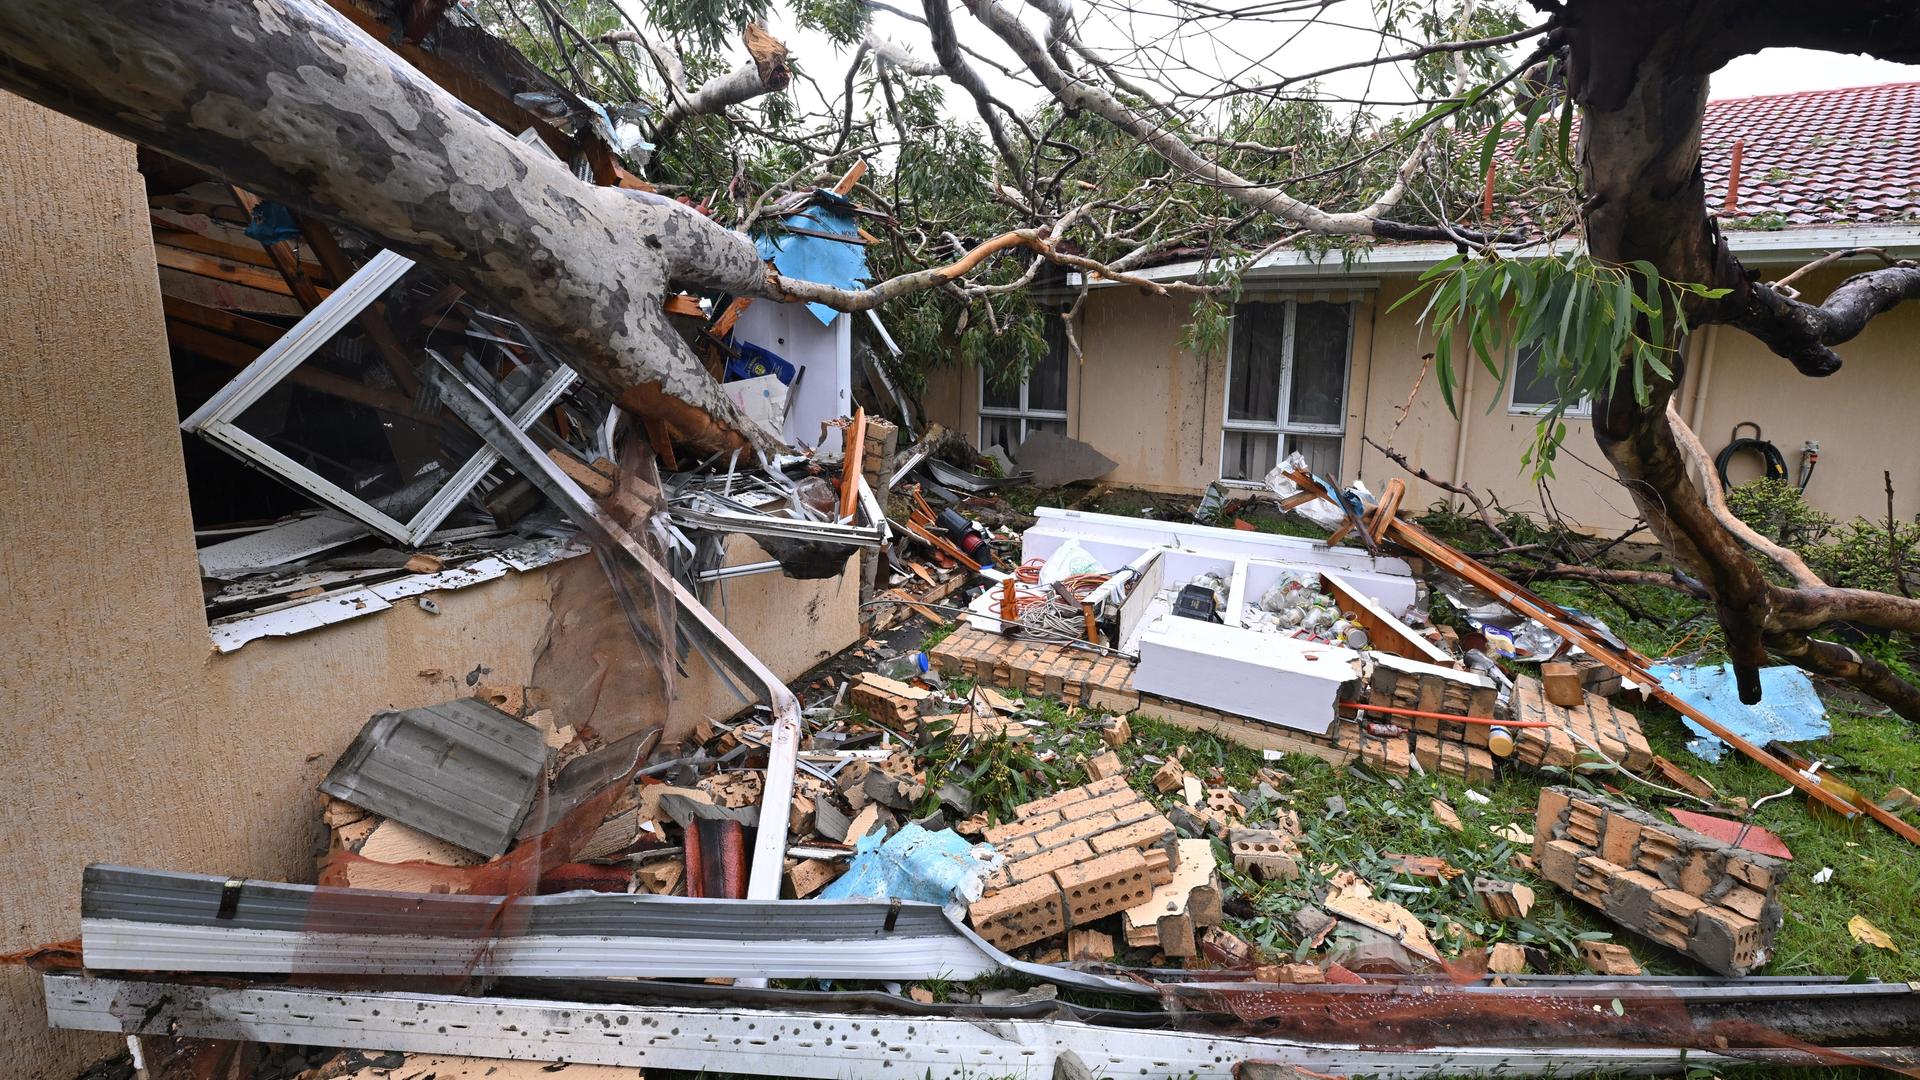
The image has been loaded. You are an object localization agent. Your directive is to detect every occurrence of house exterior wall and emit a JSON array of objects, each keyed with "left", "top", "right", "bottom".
[
  {"left": 923, "top": 285, "right": 1375, "bottom": 494},
  {"left": 921, "top": 263, "right": 1918, "bottom": 530},
  {"left": 0, "top": 93, "right": 863, "bottom": 1078}
]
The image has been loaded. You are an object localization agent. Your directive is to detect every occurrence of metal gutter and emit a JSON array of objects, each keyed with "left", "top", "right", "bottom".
[
  {"left": 1084, "top": 224, "right": 1920, "bottom": 286},
  {"left": 46, "top": 974, "right": 1914, "bottom": 1079},
  {"left": 75, "top": 865, "right": 1144, "bottom": 992}
]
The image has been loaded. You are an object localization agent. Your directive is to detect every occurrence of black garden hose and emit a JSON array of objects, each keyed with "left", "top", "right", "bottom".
[{"left": 1715, "top": 421, "right": 1788, "bottom": 492}]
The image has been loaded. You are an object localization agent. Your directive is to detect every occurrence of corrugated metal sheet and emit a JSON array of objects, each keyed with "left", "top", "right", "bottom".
[{"left": 319, "top": 699, "right": 545, "bottom": 857}]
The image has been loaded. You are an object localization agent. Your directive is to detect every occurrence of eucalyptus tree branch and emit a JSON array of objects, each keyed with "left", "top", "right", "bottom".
[
  {"left": 919, "top": 0, "right": 1032, "bottom": 191},
  {"left": 1723, "top": 264, "right": 1920, "bottom": 376},
  {"left": 653, "top": 25, "right": 793, "bottom": 145},
  {"left": 1665, "top": 401, "right": 1824, "bottom": 588},
  {"left": 965, "top": 0, "right": 1520, "bottom": 244}
]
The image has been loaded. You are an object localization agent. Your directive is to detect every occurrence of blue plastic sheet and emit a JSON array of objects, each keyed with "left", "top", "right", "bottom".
[
  {"left": 755, "top": 194, "right": 868, "bottom": 326},
  {"left": 1647, "top": 661, "right": 1830, "bottom": 763},
  {"left": 817, "top": 824, "right": 1001, "bottom": 918}
]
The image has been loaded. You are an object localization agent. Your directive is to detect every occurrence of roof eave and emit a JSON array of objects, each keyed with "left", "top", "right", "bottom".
[{"left": 1076, "top": 222, "right": 1920, "bottom": 288}]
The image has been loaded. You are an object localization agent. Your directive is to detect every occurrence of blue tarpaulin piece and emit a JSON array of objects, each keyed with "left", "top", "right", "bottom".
[
  {"left": 817, "top": 824, "right": 1001, "bottom": 919},
  {"left": 243, "top": 200, "right": 302, "bottom": 245},
  {"left": 1648, "top": 661, "right": 1830, "bottom": 763},
  {"left": 755, "top": 193, "right": 868, "bottom": 326}
]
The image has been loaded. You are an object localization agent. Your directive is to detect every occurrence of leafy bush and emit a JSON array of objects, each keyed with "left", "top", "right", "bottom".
[
  {"left": 1727, "top": 478, "right": 1919, "bottom": 594},
  {"left": 1726, "top": 477, "right": 1833, "bottom": 547}
]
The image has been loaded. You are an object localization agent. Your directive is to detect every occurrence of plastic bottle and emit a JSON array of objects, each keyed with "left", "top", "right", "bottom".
[{"left": 877, "top": 650, "right": 931, "bottom": 682}]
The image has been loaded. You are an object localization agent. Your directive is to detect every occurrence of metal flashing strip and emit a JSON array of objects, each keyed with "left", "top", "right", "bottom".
[
  {"left": 205, "top": 539, "right": 585, "bottom": 653},
  {"left": 45, "top": 974, "right": 1890, "bottom": 1079},
  {"left": 78, "top": 865, "right": 1145, "bottom": 993}
]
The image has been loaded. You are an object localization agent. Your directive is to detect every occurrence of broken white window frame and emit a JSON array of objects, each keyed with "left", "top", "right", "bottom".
[
  {"left": 1507, "top": 340, "right": 1594, "bottom": 418},
  {"left": 180, "top": 250, "right": 578, "bottom": 546},
  {"left": 1217, "top": 298, "right": 1356, "bottom": 483},
  {"left": 977, "top": 317, "right": 1070, "bottom": 447}
]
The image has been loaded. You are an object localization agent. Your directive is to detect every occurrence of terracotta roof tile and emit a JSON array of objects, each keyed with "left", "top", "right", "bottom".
[{"left": 1701, "top": 81, "right": 1920, "bottom": 227}]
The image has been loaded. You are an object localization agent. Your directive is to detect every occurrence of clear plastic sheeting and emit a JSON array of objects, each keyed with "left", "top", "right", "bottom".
[{"left": 1648, "top": 661, "right": 1832, "bottom": 763}]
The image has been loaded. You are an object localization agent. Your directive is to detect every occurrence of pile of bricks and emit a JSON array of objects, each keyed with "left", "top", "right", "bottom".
[
  {"left": 1534, "top": 786, "right": 1783, "bottom": 976},
  {"left": 928, "top": 625, "right": 1136, "bottom": 711},
  {"left": 967, "top": 776, "right": 1178, "bottom": 950},
  {"left": 1510, "top": 677, "right": 1654, "bottom": 772},
  {"left": 1334, "top": 722, "right": 1496, "bottom": 783}
]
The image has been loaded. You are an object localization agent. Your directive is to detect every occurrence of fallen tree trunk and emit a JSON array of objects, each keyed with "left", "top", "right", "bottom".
[{"left": 0, "top": 0, "right": 775, "bottom": 454}]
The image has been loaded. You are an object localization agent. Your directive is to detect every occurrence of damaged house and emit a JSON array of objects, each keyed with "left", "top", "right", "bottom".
[
  {"left": 3, "top": 1, "right": 1920, "bottom": 1079},
  {"left": 921, "top": 82, "right": 1920, "bottom": 530}
]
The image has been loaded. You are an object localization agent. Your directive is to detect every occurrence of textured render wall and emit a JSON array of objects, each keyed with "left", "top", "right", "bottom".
[
  {"left": 1356, "top": 278, "right": 1642, "bottom": 531},
  {"left": 0, "top": 93, "right": 553, "bottom": 1079},
  {"left": 1688, "top": 267, "right": 1920, "bottom": 524},
  {"left": 674, "top": 536, "right": 862, "bottom": 726}
]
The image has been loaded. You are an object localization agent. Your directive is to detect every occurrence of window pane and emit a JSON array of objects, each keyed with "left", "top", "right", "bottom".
[
  {"left": 1221, "top": 430, "right": 1280, "bottom": 481},
  {"left": 1024, "top": 418, "right": 1067, "bottom": 441},
  {"left": 1288, "top": 433, "right": 1342, "bottom": 479},
  {"left": 982, "top": 370, "right": 1019, "bottom": 409},
  {"left": 1511, "top": 342, "right": 1558, "bottom": 409},
  {"left": 1026, "top": 318, "right": 1069, "bottom": 413},
  {"left": 981, "top": 415, "right": 1019, "bottom": 450},
  {"left": 1287, "top": 302, "right": 1349, "bottom": 427},
  {"left": 1226, "top": 301, "right": 1285, "bottom": 423}
]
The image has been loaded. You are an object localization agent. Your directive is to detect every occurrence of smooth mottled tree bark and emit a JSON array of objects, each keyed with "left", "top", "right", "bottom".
[{"left": 0, "top": 0, "right": 776, "bottom": 454}]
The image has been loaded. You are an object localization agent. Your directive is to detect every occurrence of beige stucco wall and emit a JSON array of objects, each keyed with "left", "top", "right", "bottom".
[
  {"left": 674, "top": 536, "right": 862, "bottom": 724},
  {"left": 921, "top": 263, "right": 1917, "bottom": 531},
  {"left": 922, "top": 286, "right": 1375, "bottom": 493}
]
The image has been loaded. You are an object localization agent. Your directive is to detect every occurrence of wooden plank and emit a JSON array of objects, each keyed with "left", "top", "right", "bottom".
[
  {"left": 228, "top": 187, "right": 326, "bottom": 311},
  {"left": 839, "top": 407, "right": 867, "bottom": 520},
  {"left": 165, "top": 320, "right": 432, "bottom": 420},
  {"left": 156, "top": 244, "right": 333, "bottom": 299},
  {"left": 1367, "top": 477, "right": 1406, "bottom": 544},
  {"left": 295, "top": 213, "right": 422, "bottom": 393},
  {"left": 832, "top": 160, "right": 869, "bottom": 194},
  {"left": 151, "top": 220, "right": 324, "bottom": 273}
]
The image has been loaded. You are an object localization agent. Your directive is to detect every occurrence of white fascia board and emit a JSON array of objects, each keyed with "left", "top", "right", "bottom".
[{"left": 1076, "top": 224, "right": 1920, "bottom": 286}]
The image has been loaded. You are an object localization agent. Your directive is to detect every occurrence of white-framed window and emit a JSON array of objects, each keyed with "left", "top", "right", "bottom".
[
  {"left": 1508, "top": 342, "right": 1592, "bottom": 417},
  {"left": 1220, "top": 298, "right": 1353, "bottom": 481},
  {"left": 979, "top": 316, "right": 1069, "bottom": 449}
]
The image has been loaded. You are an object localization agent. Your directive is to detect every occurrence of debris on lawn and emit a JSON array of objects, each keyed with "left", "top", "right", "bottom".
[{"left": 38, "top": 443, "right": 1920, "bottom": 1079}]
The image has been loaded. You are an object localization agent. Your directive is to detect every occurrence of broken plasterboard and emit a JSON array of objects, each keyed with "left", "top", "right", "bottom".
[
  {"left": 722, "top": 373, "right": 790, "bottom": 438},
  {"left": 1133, "top": 615, "right": 1360, "bottom": 734}
]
